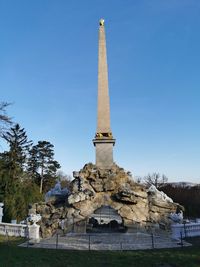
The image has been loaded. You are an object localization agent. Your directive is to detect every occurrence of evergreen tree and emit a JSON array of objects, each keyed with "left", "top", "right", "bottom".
[
  {"left": 2, "top": 124, "right": 32, "bottom": 179},
  {"left": 0, "top": 102, "right": 12, "bottom": 136},
  {"left": 0, "top": 150, "right": 43, "bottom": 222},
  {"left": 27, "top": 145, "right": 39, "bottom": 181},
  {"left": 28, "top": 141, "right": 61, "bottom": 193}
]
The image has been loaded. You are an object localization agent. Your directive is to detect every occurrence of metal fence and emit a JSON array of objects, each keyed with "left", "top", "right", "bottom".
[{"left": 30, "top": 232, "right": 189, "bottom": 251}]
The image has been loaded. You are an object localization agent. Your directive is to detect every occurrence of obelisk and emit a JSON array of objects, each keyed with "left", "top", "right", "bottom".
[{"left": 93, "top": 19, "right": 115, "bottom": 169}]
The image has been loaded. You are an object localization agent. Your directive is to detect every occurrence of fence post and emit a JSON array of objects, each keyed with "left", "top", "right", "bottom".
[
  {"left": 183, "top": 222, "right": 187, "bottom": 238},
  {"left": 88, "top": 235, "right": 91, "bottom": 251},
  {"left": 180, "top": 232, "right": 183, "bottom": 247},
  {"left": 120, "top": 242, "right": 123, "bottom": 251},
  {"left": 72, "top": 216, "right": 75, "bottom": 233},
  {"left": 56, "top": 233, "right": 58, "bottom": 249},
  {"left": 151, "top": 233, "right": 154, "bottom": 249},
  {"left": 26, "top": 225, "right": 29, "bottom": 248},
  {"left": 6, "top": 229, "right": 9, "bottom": 245}
]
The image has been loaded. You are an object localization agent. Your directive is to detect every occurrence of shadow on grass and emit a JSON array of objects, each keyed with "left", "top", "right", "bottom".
[
  {"left": 0, "top": 235, "right": 26, "bottom": 246},
  {"left": 185, "top": 237, "right": 200, "bottom": 247}
]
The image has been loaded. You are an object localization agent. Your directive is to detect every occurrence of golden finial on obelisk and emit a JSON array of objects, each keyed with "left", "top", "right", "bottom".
[{"left": 99, "top": 18, "right": 105, "bottom": 26}]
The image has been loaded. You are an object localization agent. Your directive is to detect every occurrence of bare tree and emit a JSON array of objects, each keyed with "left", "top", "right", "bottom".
[
  {"left": 56, "top": 170, "right": 72, "bottom": 189},
  {"left": 134, "top": 176, "right": 143, "bottom": 184},
  {"left": 144, "top": 172, "right": 168, "bottom": 188},
  {"left": 0, "top": 102, "right": 12, "bottom": 136}
]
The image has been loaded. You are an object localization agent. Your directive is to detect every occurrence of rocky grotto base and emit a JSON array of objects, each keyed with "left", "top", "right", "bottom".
[{"left": 29, "top": 163, "right": 183, "bottom": 238}]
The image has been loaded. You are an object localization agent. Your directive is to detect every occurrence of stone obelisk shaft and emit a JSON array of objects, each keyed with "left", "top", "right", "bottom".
[
  {"left": 93, "top": 19, "right": 115, "bottom": 169},
  {"left": 97, "top": 22, "right": 111, "bottom": 133}
]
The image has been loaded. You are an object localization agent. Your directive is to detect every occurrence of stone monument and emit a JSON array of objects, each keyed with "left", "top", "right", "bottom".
[
  {"left": 29, "top": 19, "right": 183, "bottom": 238},
  {"left": 93, "top": 19, "right": 115, "bottom": 169}
]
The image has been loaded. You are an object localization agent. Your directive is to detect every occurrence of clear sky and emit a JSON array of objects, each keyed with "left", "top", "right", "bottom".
[{"left": 0, "top": 0, "right": 200, "bottom": 183}]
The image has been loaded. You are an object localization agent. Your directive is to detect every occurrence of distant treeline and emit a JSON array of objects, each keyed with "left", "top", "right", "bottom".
[{"left": 160, "top": 184, "right": 200, "bottom": 218}]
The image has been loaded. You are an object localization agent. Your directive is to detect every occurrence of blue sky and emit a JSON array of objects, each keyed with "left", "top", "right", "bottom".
[{"left": 0, "top": 0, "right": 200, "bottom": 182}]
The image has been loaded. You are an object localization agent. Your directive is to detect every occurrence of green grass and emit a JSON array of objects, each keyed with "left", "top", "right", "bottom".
[
  {"left": 0, "top": 237, "right": 200, "bottom": 267},
  {"left": 0, "top": 235, "right": 25, "bottom": 245}
]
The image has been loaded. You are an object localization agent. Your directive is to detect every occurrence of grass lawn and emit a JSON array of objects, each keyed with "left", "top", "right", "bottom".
[{"left": 0, "top": 236, "right": 200, "bottom": 267}]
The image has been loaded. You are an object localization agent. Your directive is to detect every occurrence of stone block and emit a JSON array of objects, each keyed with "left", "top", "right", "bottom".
[{"left": 95, "top": 142, "right": 114, "bottom": 169}]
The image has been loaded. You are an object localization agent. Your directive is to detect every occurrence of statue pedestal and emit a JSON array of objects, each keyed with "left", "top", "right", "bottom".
[
  {"left": 93, "top": 138, "right": 115, "bottom": 169},
  {"left": 28, "top": 224, "right": 40, "bottom": 243}
]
